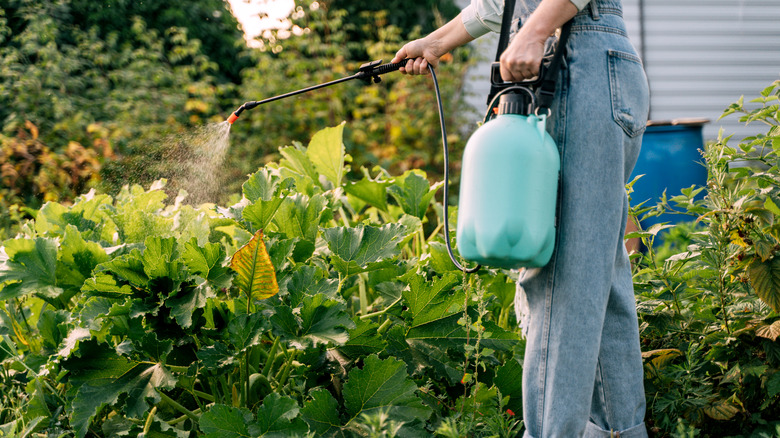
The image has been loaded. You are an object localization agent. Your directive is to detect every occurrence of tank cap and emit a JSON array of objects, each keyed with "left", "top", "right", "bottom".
[{"left": 497, "top": 92, "right": 529, "bottom": 115}]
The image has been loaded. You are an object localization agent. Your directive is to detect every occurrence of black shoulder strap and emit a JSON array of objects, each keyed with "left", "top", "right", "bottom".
[
  {"left": 486, "top": 0, "right": 517, "bottom": 105},
  {"left": 494, "top": 0, "right": 517, "bottom": 62},
  {"left": 535, "top": 20, "right": 572, "bottom": 110}
]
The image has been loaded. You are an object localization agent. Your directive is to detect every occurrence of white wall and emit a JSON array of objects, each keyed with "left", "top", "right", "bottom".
[{"left": 623, "top": 0, "right": 780, "bottom": 141}]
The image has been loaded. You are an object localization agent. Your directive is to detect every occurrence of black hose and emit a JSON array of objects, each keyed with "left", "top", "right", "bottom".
[{"left": 428, "top": 64, "right": 481, "bottom": 274}]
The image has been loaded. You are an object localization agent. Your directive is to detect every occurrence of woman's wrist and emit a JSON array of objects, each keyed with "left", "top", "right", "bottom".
[{"left": 427, "top": 13, "right": 474, "bottom": 56}]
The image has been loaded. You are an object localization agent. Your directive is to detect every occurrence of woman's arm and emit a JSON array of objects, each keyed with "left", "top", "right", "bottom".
[
  {"left": 390, "top": 13, "right": 475, "bottom": 75},
  {"left": 392, "top": 0, "right": 582, "bottom": 80}
]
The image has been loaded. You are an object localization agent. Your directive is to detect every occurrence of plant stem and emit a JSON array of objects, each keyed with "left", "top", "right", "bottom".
[
  {"left": 166, "top": 364, "right": 190, "bottom": 374},
  {"left": 358, "top": 273, "right": 369, "bottom": 316},
  {"left": 157, "top": 389, "right": 199, "bottom": 422},
  {"left": 417, "top": 228, "right": 426, "bottom": 258},
  {"left": 426, "top": 222, "right": 444, "bottom": 243},
  {"left": 377, "top": 318, "right": 393, "bottom": 334},
  {"left": 338, "top": 206, "right": 351, "bottom": 228},
  {"left": 360, "top": 296, "right": 402, "bottom": 320},
  {"left": 191, "top": 389, "right": 215, "bottom": 402},
  {"left": 143, "top": 406, "right": 157, "bottom": 435},
  {"left": 275, "top": 350, "right": 297, "bottom": 388},
  {"left": 263, "top": 336, "right": 280, "bottom": 378},
  {"left": 245, "top": 349, "right": 250, "bottom": 406},
  {"left": 168, "top": 408, "right": 202, "bottom": 426}
]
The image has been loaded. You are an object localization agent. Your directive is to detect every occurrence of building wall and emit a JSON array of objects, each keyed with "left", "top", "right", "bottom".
[{"left": 623, "top": 0, "right": 780, "bottom": 140}]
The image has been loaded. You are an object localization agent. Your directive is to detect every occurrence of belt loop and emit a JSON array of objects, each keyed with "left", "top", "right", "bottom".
[{"left": 590, "top": 2, "right": 600, "bottom": 20}]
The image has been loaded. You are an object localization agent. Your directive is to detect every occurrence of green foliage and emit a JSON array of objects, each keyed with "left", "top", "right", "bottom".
[
  {"left": 0, "top": 124, "right": 521, "bottom": 436},
  {"left": 632, "top": 81, "right": 780, "bottom": 436}
]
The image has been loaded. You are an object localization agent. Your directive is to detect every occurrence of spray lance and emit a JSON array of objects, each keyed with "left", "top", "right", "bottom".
[
  {"left": 227, "top": 58, "right": 481, "bottom": 273},
  {"left": 227, "top": 16, "right": 569, "bottom": 272}
]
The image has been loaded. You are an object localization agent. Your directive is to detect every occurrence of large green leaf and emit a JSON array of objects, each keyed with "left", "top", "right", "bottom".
[
  {"left": 493, "top": 359, "right": 524, "bottom": 414},
  {"left": 200, "top": 397, "right": 306, "bottom": 438},
  {"left": 279, "top": 143, "right": 320, "bottom": 185},
  {"left": 344, "top": 171, "right": 391, "bottom": 212},
  {"left": 384, "top": 325, "right": 462, "bottom": 385},
  {"left": 406, "top": 317, "right": 519, "bottom": 351},
  {"left": 227, "top": 313, "right": 265, "bottom": 352},
  {"left": 197, "top": 342, "right": 236, "bottom": 370},
  {"left": 387, "top": 170, "right": 443, "bottom": 219},
  {"left": 142, "top": 236, "right": 183, "bottom": 281},
  {"left": 338, "top": 320, "right": 387, "bottom": 359},
  {"left": 97, "top": 249, "right": 149, "bottom": 287},
  {"left": 182, "top": 238, "right": 230, "bottom": 288},
  {"left": 242, "top": 193, "right": 287, "bottom": 233},
  {"left": 250, "top": 393, "right": 308, "bottom": 437},
  {"left": 283, "top": 265, "right": 339, "bottom": 308},
  {"left": 111, "top": 183, "right": 172, "bottom": 244},
  {"left": 230, "top": 230, "right": 279, "bottom": 301},
  {"left": 342, "top": 354, "right": 431, "bottom": 425},
  {"left": 749, "top": 257, "right": 780, "bottom": 312},
  {"left": 200, "top": 405, "right": 253, "bottom": 438},
  {"left": 322, "top": 224, "right": 408, "bottom": 277},
  {"left": 271, "top": 294, "right": 354, "bottom": 347},
  {"left": 272, "top": 193, "right": 327, "bottom": 242},
  {"left": 36, "top": 193, "right": 118, "bottom": 242},
  {"left": 37, "top": 308, "right": 70, "bottom": 350},
  {"left": 165, "top": 281, "right": 215, "bottom": 328},
  {"left": 306, "top": 122, "right": 345, "bottom": 187},
  {"left": 0, "top": 237, "right": 60, "bottom": 300},
  {"left": 242, "top": 168, "right": 293, "bottom": 230},
  {"left": 301, "top": 388, "right": 341, "bottom": 436},
  {"left": 69, "top": 359, "right": 176, "bottom": 438},
  {"left": 136, "top": 332, "right": 174, "bottom": 363},
  {"left": 82, "top": 273, "right": 134, "bottom": 298},
  {"left": 56, "top": 225, "right": 109, "bottom": 295},
  {"left": 242, "top": 168, "right": 290, "bottom": 203},
  {"left": 402, "top": 271, "right": 463, "bottom": 329}
]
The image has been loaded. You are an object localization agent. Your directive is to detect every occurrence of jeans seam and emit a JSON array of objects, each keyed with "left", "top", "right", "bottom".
[
  {"left": 534, "top": 55, "right": 569, "bottom": 438},
  {"left": 596, "top": 360, "right": 609, "bottom": 426},
  {"left": 571, "top": 25, "right": 628, "bottom": 38}
]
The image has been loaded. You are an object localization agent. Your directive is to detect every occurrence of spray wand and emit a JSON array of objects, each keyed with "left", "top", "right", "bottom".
[{"left": 226, "top": 58, "right": 480, "bottom": 273}]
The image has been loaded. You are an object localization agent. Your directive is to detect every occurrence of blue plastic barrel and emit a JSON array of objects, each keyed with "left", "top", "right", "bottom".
[{"left": 630, "top": 118, "right": 709, "bottom": 227}]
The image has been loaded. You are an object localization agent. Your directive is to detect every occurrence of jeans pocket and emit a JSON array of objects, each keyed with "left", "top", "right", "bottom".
[{"left": 608, "top": 50, "right": 649, "bottom": 138}]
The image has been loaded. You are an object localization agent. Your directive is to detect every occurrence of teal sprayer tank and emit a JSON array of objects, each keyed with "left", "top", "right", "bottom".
[{"left": 456, "top": 93, "right": 560, "bottom": 269}]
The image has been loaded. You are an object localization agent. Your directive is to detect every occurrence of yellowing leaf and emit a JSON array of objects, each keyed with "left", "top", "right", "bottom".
[
  {"left": 756, "top": 320, "right": 780, "bottom": 341},
  {"left": 641, "top": 348, "right": 683, "bottom": 369},
  {"left": 729, "top": 230, "right": 747, "bottom": 247},
  {"left": 703, "top": 398, "right": 741, "bottom": 421},
  {"left": 230, "top": 230, "right": 279, "bottom": 301}
]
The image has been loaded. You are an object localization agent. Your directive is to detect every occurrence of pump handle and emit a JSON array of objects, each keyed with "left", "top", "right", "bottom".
[{"left": 490, "top": 62, "right": 546, "bottom": 88}]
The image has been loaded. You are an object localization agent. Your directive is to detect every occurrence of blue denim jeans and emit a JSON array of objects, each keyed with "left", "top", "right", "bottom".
[{"left": 514, "top": 1, "right": 650, "bottom": 437}]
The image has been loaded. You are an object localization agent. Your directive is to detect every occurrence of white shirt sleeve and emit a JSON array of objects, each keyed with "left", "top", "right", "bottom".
[
  {"left": 569, "top": 0, "right": 591, "bottom": 11},
  {"left": 461, "top": 0, "right": 590, "bottom": 39},
  {"left": 460, "top": 0, "right": 504, "bottom": 39}
]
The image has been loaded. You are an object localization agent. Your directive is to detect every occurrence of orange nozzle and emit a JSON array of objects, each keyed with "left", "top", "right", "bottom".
[{"left": 227, "top": 112, "right": 239, "bottom": 124}]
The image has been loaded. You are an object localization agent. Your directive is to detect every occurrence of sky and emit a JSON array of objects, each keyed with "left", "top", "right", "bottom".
[{"left": 226, "top": 0, "right": 302, "bottom": 48}]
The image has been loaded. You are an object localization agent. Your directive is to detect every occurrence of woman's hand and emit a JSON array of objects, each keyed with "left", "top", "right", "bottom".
[
  {"left": 391, "top": 37, "right": 446, "bottom": 75},
  {"left": 498, "top": 0, "right": 578, "bottom": 83},
  {"left": 499, "top": 28, "right": 548, "bottom": 82}
]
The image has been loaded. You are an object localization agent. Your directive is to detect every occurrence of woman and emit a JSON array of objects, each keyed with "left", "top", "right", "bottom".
[{"left": 391, "top": 0, "right": 649, "bottom": 436}]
